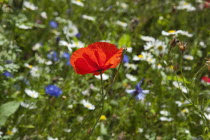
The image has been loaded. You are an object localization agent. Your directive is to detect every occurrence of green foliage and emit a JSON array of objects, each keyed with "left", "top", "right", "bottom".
[
  {"left": 118, "top": 34, "right": 131, "bottom": 48},
  {"left": 0, "top": 0, "right": 210, "bottom": 139},
  {"left": 0, "top": 101, "right": 20, "bottom": 126}
]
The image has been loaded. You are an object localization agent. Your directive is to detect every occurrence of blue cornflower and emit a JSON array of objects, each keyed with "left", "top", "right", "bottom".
[
  {"left": 47, "top": 51, "right": 59, "bottom": 61},
  {"left": 5, "top": 60, "right": 13, "bottom": 64},
  {"left": 62, "top": 52, "right": 70, "bottom": 59},
  {"left": 123, "top": 54, "right": 129, "bottom": 63},
  {"left": 49, "top": 21, "right": 58, "bottom": 28},
  {"left": 62, "top": 52, "right": 71, "bottom": 66},
  {"left": 76, "top": 33, "right": 81, "bottom": 38},
  {"left": 2, "top": 71, "right": 13, "bottom": 78},
  {"left": 126, "top": 79, "right": 149, "bottom": 100},
  {"left": 45, "top": 85, "right": 62, "bottom": 97}
]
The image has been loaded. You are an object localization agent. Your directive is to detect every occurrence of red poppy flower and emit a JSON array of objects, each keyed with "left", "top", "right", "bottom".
[
  {"left": 204, "top": 0, "right": 210, "bottom": 8},
  {"left": 70, "top": 42, "right": 123, "bottom": 75},
  {"left": 201, "top": 76, "right": 210, "bottom": 83}
]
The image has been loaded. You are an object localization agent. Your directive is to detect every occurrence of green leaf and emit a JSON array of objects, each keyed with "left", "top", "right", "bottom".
[
  {"left": 118, "top": 34, "right": 131, "bottom": 48},
  {"left": 167, "top": 76, "right": 190, "bottom": 84},
  {"left": 180, "top": 103, "right": 193, "bottom": 108},
  {"left": 0, "top": 101, "right": 20, "bottom": 126},
  {"left": 100, "top": 123, "right": 107, "bottom": 135},
  {"left": 19, "top": 125, "right": 35, "bottom": 128},
  {"left": 0, "top": 0, "right": 8, "bottom": 2}
]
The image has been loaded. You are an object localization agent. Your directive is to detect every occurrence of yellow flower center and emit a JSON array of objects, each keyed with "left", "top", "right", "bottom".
[
  {"left": 182, "top": 109, "right": 188, "bottom": 113},
  {"left": 158, "top": 46, "right": 163, "bottom": 51},
  {"left": 138, "top": 55, "right": 143, "bottom": 58},
  {"left": 100, "top": 115, "right": 107, "bottom": 121},
  {"left": 6, "top": 131, "right": 13, "bottom": 135},
  {"left": 168, "top": 30, "right": 176, "bottom": 33},
  {"left": 28, "top": 65, "right": 33, "bottom": 69},
  {"left": 184, "top": 2, "right": 188, "bottom": 5},
  {"left": 169, "top": 65, "right": 174, "bottom": 70},
  {"left": 148, "top": 58, "right": 152, "bottom": 62},
  {"left": 85, "top": 104, "right": 91, "bottom": 108},
  {"left": 123, "top": 83, "right": 128, "bottom": 87}
]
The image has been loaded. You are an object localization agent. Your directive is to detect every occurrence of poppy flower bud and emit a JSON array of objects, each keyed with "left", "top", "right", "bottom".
[
  {"left": 169, "top": 37, "right": 179, "bottom": 48},
  {"left": 178, "top": 42, "right": 187, "bottom": 53}
]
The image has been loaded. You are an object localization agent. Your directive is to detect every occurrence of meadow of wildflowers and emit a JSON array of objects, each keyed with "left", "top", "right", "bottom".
[{"left": 0, "top": 0, "right": 210, "bottom": 139}]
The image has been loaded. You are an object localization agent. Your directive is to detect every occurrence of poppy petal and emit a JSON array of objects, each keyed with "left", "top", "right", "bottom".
[
  {"left": 89, "top": 42, "right": 120, "bottom": 62},
  {"left": 104, "top": 48, "right": 123, "bottom": 68},
  {"left": 74, "top": 58, "right": 97, "bottom": 75}
]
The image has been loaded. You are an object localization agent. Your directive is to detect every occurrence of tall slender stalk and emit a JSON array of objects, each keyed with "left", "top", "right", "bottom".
[
  {"left": 88, "top": 71, "right": 105, "bottom": 138},
  {"left": 177, "top": 54, "right": 210, "bottom": 130}
]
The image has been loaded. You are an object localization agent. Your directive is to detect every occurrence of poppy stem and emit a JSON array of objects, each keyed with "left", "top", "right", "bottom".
[{"left": 88, "top": 71, "right": 105, "bottom": 137}]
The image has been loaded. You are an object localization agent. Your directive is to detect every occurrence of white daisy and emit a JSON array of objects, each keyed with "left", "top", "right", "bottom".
[
  {"left": 153, "top": 40, "right": 167, "bottom": 55},
  {"left": 172, "top": 81, "right": 188, "bottom": 93},
  {"left": 177, "top": 1, "right": 196, "bottom": 12},
  {"left": 45, "top": 61, "right": 53, "bottom": 65},
  {"left": 63, "top": 129, "right": 72, "bottom": 133},
  {"left": 69, "top": 40, "right": 85, "bottom": 48},
  {"left": 95, "top": 73, "right": 109, "bottom": 80},
  {"left": 160, "top": 110, "right": 169, "bottom": 116},
  {"left": 161, "top": 30, "right": 177, "bottom": 36},
  {"left": 82, "top": 89, "right": 89, "bottom": 96},
  {"left": 20, "top": 101, "right": 37, "bottom": 109},
  {"left": 116, "top": 21, "right": 127, "bottom": 28},
  {"left": 176, "top": 30, "right": 193, "bottom": 37},
  {"left": 41, "top": 12, "right": 47, "bottom": 19},
  {"left": 199, "top": 41, "right": 207, "bottom": 48},
  {"left": 161, "top": 30, "right": 193, "bottom": 37},
  {"left": 205, "top": 113, "right": 210, "bottom": 120},
  {"left": 72, "top": 0, "right": 84, "bottom": 7},
  {"left": 80, "top": 99, "right": 95, "bottom": 110},
  {"left": 47, "top": 137, "right": 58, "bottom": 140},
  {"left": 30, "top": 66, "right": 40, "bottom": 77},
  {"left": 32, "top": 43, "right": 42, "bottom": 51},
  {"left": 25, "top": 89, "right": 39, "bottom": 98},
  {"left": 160, "top": 116, "right": 173, "bottom": 122},
  {"left": 143, "top": 39, "right": 167, "bottom": 55},
  {"left": 183, "top": 67, "right": 191, "bottom": 71},
  {"left": 59, "top": 40, "right": 73, "bottom": 52},
  {"left": 126, "top": 47, "right": 133, "bottom": 53},
  {"left": 175, "top": 101, "right": 182, "bottom": 107},
  {"left": 134, "top": 52, "right": 156, "bottom": 64},
  {"left": 82, "top": 15, "right": 96, "bottom": 21},
  {"left": 24, "top": 63, "right": 33, "bottom": 69},
  {"left": 140, "top": 36, "right": 155, "bottom": 42},
  {"left": 59, "top": 40, "right": 85, "bottom": 52},
  {"left": 126, "top": 74, "right": 137, "bottom": 81},
  {"left": 63, "top": 21, "right": 79, "bottom": 38},
  {"left": 116, "top": 2, "right": 128, "bottom": 9},
  {"left": 151, "top": 63, "right": 163, "bottom": 70},
  {"left": 183, "top": 55, "right": 194, "bottom": 60},
  {"left": 124, "top": 63, "right": 138, "bottom": 70},
  {"left": 16, "top": 23, "right": 32, "bottom": 30},
  {"left": 23, "top": 1, "right": 38, "bottom": 10}
]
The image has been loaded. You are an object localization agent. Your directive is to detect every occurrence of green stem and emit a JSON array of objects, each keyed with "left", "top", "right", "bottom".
[
  {"left": 88, "top": 71, "right": 105, "bottom": 138},
  {"left": 193, "top": 64, "right": 206, "bottom": 79},
  {"left": 177, "top": 55, "right": 210, "bottom": 130},
  {"left": 70, "top": 51, "right": 124, "bottom": 139}
]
